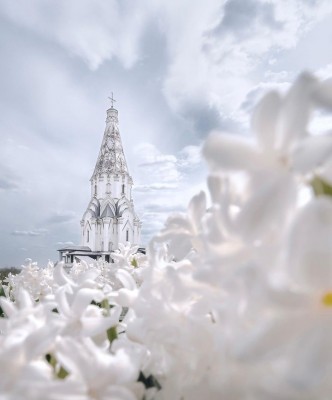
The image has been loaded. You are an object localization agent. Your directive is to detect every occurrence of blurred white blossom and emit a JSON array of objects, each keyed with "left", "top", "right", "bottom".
[{"left": 1, "top": 72, "right": 332, "bottom": 399}]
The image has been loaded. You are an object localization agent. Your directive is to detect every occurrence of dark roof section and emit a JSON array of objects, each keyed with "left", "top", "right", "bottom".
[
  {"left": 57, "top": 245, "right": 91, "bottom": 252},
  {"left": 67, "top": 251, "right": 106, "bottom": 256}
]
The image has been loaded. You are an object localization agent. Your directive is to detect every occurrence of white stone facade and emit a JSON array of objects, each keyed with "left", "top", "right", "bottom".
[{"left": 80, "top": 107, "right": 141, "bottom": 252}]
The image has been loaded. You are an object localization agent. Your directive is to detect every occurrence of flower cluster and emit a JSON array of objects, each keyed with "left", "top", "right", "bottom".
[
  {"left": 0, "top": 244, "right": 149, "bottom": 400},
  {"left": 1, "top": 72, "right": 332, "bottom": 399}
]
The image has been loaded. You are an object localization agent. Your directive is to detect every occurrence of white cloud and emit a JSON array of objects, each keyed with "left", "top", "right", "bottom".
[
  {"left": 47, "top": 211, "right": 76, "bottom": 224},
  {"left": 11, "top": 229, "right": 48, "bottom": 237},
  {"left": 178, "top": 145, "right": 202, "bottom": 168},
  {"left": 309, "top": 112, "right": 332, "bottom": 136},
  {"left": 264, "top": 70, "right": 290, "bottom": 83},
  {"left": 162, "top": 0, "right": 332, "bottom": 119},
  {"left": 134, "top": 183, "right": 178, "bottom": 192},
  {"left": 135, "top": 143, "right": 181, "bottom": 184},
  {"left": 316, "top": 64, "right": 332, "bottom": 80},
  {"left": 0, "top": 0, "right": 152, "bottom": 70},
  {"left": 56, "top": 241, "right": 75, "bottom": 246},
  {"left": 0, "top": 177, "right": 19, "bottom": 191},
  {"left": 132, "top": 141, "right": 207, "bottom": 245},
  {"left": 137, "top": 143, "right": 177, "bottom": 166},
  {"left": 2, "top": 0, "right": 332, "bottom": 123}
]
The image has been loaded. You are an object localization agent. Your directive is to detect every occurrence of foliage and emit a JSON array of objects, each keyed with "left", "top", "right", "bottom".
[
  {"left": 0, "top": 267, "right": 21, "bottom": 282},
  {"left": 1, "top": 72, "right": 332, "bottom": 399}
]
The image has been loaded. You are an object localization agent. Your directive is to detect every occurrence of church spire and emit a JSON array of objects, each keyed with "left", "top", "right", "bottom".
[
  {"left": 92, "top": 99, "right": 129, "bottom": 179},
  {"left": 81, "top": 100, "right": 141, "bottom": 254},
  {"left": 108, "top": 92, "right": 116, "bottom": 108}
]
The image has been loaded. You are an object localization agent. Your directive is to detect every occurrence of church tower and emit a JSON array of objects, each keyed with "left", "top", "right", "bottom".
[{"left": 80, "top": 100, "right": 141, "bottom": 254}]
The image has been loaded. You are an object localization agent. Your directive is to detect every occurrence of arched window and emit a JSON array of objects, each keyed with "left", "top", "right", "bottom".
[
  {"left": 126, "top": 230, "right": 129, "bottom": 242},
  {"left": 122, "top": 184, "right": 125, "bottom": 195},
  {"left": 87, "top": 230, "right": 90, "bottom": 242},
  {"left": 94, "top": 185, "right": 97, "bottom": 196}
]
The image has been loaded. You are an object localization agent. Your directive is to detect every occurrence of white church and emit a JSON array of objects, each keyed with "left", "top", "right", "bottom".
[{"left": 58, "top": 100, "right": 142, "bottom": 263}]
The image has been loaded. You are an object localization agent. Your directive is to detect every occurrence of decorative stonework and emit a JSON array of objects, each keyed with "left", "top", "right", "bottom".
[
  {"left": 81, "top": 105, "right": 141, "bottom": 252},
  {"left": 92, "top": 109, "right": 129, "bottom": 178}
]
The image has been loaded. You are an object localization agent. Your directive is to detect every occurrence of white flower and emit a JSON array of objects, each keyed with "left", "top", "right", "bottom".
[
  {"left": 125, "top": 257, "right": 221, "bottom": 398},
  {"left": 152, "top": 191, "right": 207, "bottom": 260},
  {"left": 55, "top": 285, "right": 121, "bottom": 340},
  {"left": 55, "top": 337, "right": 144, "bottom": 400},
  {"left": 6, "top": 261, "right": 54, "bottom": 302},
  {"left": 203, "top": 73, "right": 332, "bottom": 243},
  {"left": 111, "top": 243, "right": 140, "bottom": 270},
  {"left": 0, "top": 290, "right": 64, "bottom": 397},
  {"left": 1, "top": 72, "right": 332, "bottom": 399}
]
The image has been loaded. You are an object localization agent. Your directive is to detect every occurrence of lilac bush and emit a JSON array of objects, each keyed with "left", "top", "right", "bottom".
[{"left": 1, "top": 73, "right": 332, "bottom": 399}]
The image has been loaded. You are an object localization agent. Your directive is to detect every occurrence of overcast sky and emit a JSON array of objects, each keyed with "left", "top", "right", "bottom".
[{"left": 1, "top": 0, "right": 332, "bottom": 267}]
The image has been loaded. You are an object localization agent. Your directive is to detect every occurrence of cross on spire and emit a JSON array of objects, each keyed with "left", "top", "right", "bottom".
[{"left": 108, "top": 92, "right": 116, "bottom": 108}]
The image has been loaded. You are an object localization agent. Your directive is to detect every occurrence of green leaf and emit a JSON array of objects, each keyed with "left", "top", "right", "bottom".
[
  {"left": 101, "top": 298, "right": 110, "bottom": 316},
  {"left": 45, "top": 353, "right": 57, "bottom": 369},
  {"left": 131, "top": 257, "right": 138, "bottom": 268},
  {"left": 107, "top": 326, "right": 118, "bottom": 344},
  {"left": 101, "top": 298, "right": 118, "bottom": 344},
  {"left": 57, "top": 366, "right": 69, "bottom": 379},
  {"left": 310, "top": 176, "right": 332, "bottom": 197},
  {"left": 45, "top": 353, "right": 68, "bottom": 379}
]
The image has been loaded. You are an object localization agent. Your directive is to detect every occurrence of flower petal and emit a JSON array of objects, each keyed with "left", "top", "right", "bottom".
[
  {"left": 312, "top": 78, "right": 332, "bottom": 110},
  {"left": 236, "top": 171, "right": 297, "bottom": 243},
  {"left": 116, "top": 270, "right": 137, "bottom": 291},
  {"left": 203, "top": 132, "right": 263, "bottom": 172},
  {"left": 55, "top": 287, "right": 72, "bottom": 317},
  {"left": 188, "top": 191, "right": 206, "bottom": 232},
  {"left": 232, "top": 313, "right": 308, "bottom": 362},
  {"left": 291, "top": 134, "right": 332, "bottom": 174},
  {"left": 81, "top": 307, "right": 121, "bottom": 337},
  {"left": 277, "top": 72, "right": 318, "bottom": 151},
  {"left": 53, "top": 262, "right": 73, "bottom": 286},
  {"left": 285, "top": 196, "right": 332, "bottom": 290},
  {"left": 71, "top": 288, "right": 104, "bottom": 316},
  {"left": 0, "top": 297, "right": 16, "bottom": 317},
  {"left": 251, "top": 90, "right": 282, "bottom": 152},
  {"left": 285, "top": 319, "right": 332, "bottom": 389}
]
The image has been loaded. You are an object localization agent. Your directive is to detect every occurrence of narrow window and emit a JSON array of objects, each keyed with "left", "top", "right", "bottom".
[
  {"left": 87, "top": 230, "right": 90, "bottom": 242},
  {"left": 122, "top": 184, "right": 125, "bottom": 194},
  {"left": 94, "top": 185, "right": 97, "bottom": 196},
  {"left": 126, "top": 230, "right": 129, "bottom": 242}
]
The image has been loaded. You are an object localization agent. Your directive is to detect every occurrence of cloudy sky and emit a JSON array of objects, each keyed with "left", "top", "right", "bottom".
[{"left": 1, "top": 0, "right": 332, "bottom": 267}]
